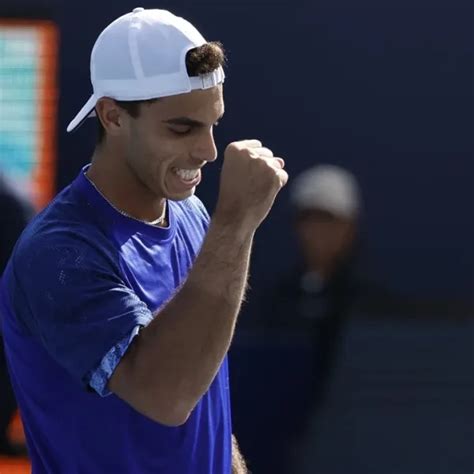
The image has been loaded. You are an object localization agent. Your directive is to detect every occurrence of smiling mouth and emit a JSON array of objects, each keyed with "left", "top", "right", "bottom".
[{"left": 172, "top": 167, "right": 201, "bottom": 182}]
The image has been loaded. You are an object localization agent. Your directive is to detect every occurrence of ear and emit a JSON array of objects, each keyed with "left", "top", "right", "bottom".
[{"left": 95, "top": 98, "right": 126, "bottom": 138}]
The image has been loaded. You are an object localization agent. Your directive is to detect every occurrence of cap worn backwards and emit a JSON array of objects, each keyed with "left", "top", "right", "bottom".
[{"left": 67, "top": 7, "right": 225, "bottom": 133}]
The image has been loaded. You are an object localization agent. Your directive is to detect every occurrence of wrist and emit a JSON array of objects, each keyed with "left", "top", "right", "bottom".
[{"left": 210, "top": 212, "right": 256, "bottom": 241}]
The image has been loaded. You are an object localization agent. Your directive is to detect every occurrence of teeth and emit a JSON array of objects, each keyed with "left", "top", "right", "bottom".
[{"left": 175, "top": 168, "right": 199, "bottom": 181}]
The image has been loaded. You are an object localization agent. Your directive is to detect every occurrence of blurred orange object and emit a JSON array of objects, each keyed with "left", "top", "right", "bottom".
[
  {"left": 7, "top": 411, "right": 26, "bottom": 446},
  {"left": 0, "top": 456, "right": 30, "bottom": 473},
  {"left": 0, "top": 411, "right": 30, "bottom": 471}
]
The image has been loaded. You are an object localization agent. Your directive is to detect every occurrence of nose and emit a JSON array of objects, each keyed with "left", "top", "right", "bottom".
[{"left": 190, "top": 129, "right": 218, "bottom": 163}]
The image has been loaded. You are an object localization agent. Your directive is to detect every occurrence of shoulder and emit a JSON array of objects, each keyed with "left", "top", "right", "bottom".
[
  {"left": 172, "top": 195, "right": 210, "bottom": 228},
  {"left": 12, "top": 191, "right": 119, "bottom": 277},
  {"left": 180, "top": 195, "right": 209, "bottom": 219}
]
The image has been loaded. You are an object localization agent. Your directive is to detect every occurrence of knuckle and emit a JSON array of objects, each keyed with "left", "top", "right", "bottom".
[
  {"left": 255, "top": 157, "right": 269, "bottom": 168},
  {"left": 243, "top": 147, "right": 258, "bottom": 159},
  {"left": 225, "top": 142, "right": 239, "bottom": 153},
  {"left": 280, "top": 170, "right": 289, "bottom": 186}
]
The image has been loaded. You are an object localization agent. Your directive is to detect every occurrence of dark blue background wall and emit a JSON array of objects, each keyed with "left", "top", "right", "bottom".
[{"left": 2, "top": 0, "right": 473, "bottom": 302}]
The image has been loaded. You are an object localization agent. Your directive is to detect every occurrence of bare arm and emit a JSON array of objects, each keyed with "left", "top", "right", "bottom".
[
  {"left": 110, "top": 218, "right": 253, "bottom": 425},
  {"left": 109, "top": 140, "right": 287, "bottom": 425}
]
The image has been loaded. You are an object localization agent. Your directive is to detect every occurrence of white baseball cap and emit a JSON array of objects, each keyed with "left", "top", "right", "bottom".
[
  {"left": 67, "top": 7, "right": 225, "bottom": 132},
  {"left": 290, "top": 165, "right": 362, "bottom": 219}
]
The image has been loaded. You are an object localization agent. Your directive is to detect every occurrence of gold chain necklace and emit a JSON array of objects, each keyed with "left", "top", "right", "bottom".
[{"left": 84, "top": 172, "right": 167, "bottom": 227}]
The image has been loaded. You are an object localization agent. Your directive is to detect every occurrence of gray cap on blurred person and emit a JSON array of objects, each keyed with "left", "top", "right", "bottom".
[{"left": 290, "top": 165, "right": 362, "bottom": 219}]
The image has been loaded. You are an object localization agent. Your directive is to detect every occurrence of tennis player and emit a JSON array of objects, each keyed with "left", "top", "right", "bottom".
[{"left": 0, "top": 7, "right": 287, "bottom": 474}]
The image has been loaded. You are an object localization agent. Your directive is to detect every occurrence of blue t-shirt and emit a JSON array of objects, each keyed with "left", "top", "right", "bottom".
[{"left": 0, "top": 166, "right": 232, "bottom": 473}]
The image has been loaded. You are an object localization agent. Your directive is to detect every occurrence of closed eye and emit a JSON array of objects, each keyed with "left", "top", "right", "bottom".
[{"left": 169, "top": 126, "right": 192, "bottom": 135}]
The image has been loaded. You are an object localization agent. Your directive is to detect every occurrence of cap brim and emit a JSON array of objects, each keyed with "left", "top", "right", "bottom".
[{"left": 66, "top": 94, "right": 97, "bottom": 133}]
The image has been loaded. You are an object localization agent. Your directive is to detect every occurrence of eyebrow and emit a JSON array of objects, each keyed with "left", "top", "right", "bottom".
[{"left": 163, "top": 113, "right": 224, "bottom": 128}]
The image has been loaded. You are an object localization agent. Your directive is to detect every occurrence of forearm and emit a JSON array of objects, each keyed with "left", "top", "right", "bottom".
[{"left": 110, "top": 219, "right": 254, "bottom": 424}]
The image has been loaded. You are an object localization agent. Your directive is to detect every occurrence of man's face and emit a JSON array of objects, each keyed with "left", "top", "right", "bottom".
[
  {"left": 296, "top": 208, "right": 356, "bottom": 271},
  {"left": 121, "top": 85, "right": 224, "bottom": 201}
]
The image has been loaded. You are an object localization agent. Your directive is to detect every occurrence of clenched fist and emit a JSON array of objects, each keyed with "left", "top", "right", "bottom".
[{"left": 214, "top": 140, "right": 288, "bottom": 230}]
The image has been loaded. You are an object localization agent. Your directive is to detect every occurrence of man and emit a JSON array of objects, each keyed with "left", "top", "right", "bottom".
[
  {"left": 0, "top": 173, "right": 34, "bottom": 456},
  {"left": 259, "top": 164, "right": 361, "bottom": 330},
  {"left": 0, "top": 8, "right": 287, "bottom": 473},
  {"left": 285, "top": 165, "right": 362, "bottom": 417}
]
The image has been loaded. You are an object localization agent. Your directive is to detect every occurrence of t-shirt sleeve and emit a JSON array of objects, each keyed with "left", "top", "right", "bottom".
[{"left": 10, "top": 229, "right": 154, "bottom": 397}]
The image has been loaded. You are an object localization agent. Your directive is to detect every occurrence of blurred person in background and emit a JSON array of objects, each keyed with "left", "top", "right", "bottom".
[
  {"left": 232, "top": 165, "right": 363, "bottom": 474},
  {"left": 0, "top": 172, "right": 34, "bottom": 456},
  {"left": 267, "top": 165, "right": 363, "bottom": 471},
  {"left": 279, "top": 164, "right": 362, "bottom": 335},
  {"left": 288, "top": 165, "right": 361, "bottom": 390}
]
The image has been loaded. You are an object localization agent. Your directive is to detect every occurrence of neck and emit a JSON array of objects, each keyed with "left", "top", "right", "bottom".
[{"left": 87, "top": 144, "right": 166, "bottom": 223}]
